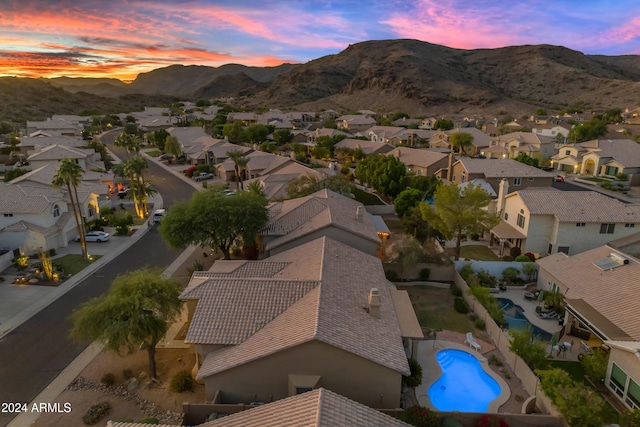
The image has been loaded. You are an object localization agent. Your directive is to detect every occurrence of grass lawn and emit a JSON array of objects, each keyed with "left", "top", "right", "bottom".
[
  {"left": 582, "top": 177, "right": 610, "bottom": 183},
  {"left": 146, "top": 150, "right": 162, "bottom": 157},
  {"left": 459, "top": 245, "right": 500, "bottom": 261},
  {"left": 54, "top": 254, "right": 102, "bottom": 276},
  {"left": 398, "top": 284, "right": 475, "bottom": 333},
  {"left": 352, "top": 187, "right": 385, "bottom": 205}
]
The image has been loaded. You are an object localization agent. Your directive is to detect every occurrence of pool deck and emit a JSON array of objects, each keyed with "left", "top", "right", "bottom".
[{"left": 415, "top": 340, "right": 511, "bottom": 413}]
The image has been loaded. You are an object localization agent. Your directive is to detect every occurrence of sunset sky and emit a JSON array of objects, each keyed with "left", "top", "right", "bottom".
[{"left": 2, "top": 0, "right": 640, "bottom": 82}]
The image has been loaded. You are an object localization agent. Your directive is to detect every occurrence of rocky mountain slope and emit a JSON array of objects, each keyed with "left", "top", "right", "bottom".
[{"left": 3, "top": 39, "right": 640, "bottom": 123}]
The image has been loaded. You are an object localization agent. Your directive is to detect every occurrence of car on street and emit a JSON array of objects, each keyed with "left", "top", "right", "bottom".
[
  {"left": 75, "top": 231, "right": 111, "bottom": 242},
  {"left": 553, "top": 175, "right": 565, "bottom": 182},
  {"left": 118, "top": 187, "right": 130, "bottom": 198},
  {"left": 152, "top": 209, "right": 166, "bottom": 222}
]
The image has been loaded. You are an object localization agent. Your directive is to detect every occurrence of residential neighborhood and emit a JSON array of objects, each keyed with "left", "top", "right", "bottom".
[{"left": 3, "top": 103, "right": 640, "bottom": 427}]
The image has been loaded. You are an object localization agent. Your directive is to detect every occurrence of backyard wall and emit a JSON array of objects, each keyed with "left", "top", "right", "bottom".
[
  {"left": 453, "top": 271, "right": 561, "bottom": 418},
  {"left": 454, "top": 260, "right": 537, "bottom": 282},
  {"left": 364, "top": 204, "right": 395, "bottom": 215},
  {"left": 384, "top": 262, "right": 455, "bottom": 282}
]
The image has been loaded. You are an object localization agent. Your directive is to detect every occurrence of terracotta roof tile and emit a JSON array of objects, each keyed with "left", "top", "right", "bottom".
[{"left": 200, "top": 388, "right": 411, "bottom": 427}]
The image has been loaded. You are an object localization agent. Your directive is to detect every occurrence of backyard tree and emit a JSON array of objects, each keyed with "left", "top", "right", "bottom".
[
  {"left": 244, "top": 124, "right": 271, "bottom": 144},
  {"left": 433, "top": 118, "right": 454, "bottom": 130},
  {"left": 394, "top": 188, "right": 424, "bottom": 218},
  {"left": 70, "top": 268, "right": 182, "bottom": 380},
  {"left": 355, "top": 154, "right": 406, "bottom": 198},
  {"left": 419, "top": 183, "right": 499, "bottom": 260},
  {"left": 273, "top": 128, "right": 294, "bottom": 145},
  {"left": 52, "top": 158, "right": 88, "bottom": 260},
  {"left": 448, "top": 131, "right": 474, "bottom": 155},
  {"left": 159, "top": 187, "right": 269, "bottom": 259},
  {"left": 509, "top": 328, "right": 549, "bottom": 371}
]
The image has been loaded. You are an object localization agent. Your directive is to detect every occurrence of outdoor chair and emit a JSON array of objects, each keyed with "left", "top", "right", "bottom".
[
  {"left": 537, "top": 310, "right": 557, "bottom": 319},
  {"left": 464, "top": 332, "right": 481, "bottom": 351}
]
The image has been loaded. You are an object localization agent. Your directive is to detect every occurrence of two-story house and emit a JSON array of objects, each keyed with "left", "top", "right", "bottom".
[
  {"left": 483, "top": 132, "right": 555, "bottom": 160},
  {"left": 492, "top": 189, "right": 640, "bottom": 257},
  {"left": 386, "top": 147, "right": 449, "bottom": 177}
]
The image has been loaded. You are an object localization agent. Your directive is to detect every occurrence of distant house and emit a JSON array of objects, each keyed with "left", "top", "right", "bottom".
[
  {"left": 566, "top": 139, "right": 640, "bottom": 185},
  {"left": 532, "top": 123, "right": 570, "bottom": 141},
  {"left": 180, "top": 237, "right": 421, "bottom": 408},
  {"left": 483, "top": 132, "right": 555, "bottom": 160},
  {"left": 447, "top": 128, "right": 491, "bottom": 156},
  {"left": 335, "top": 115, "right": 376, "bottom": 132},
  {"left": 27, "top": 144, "right": 106, "bottom": 172},
  {"left": 362, "top": 126, "right": 405, "bottom": 143},
  {"left": 26, "top": 117, "right": 83, "bottom": 137},
  {"left": 386, "top": 147, "right": 449, "bottom": 177},
  {"left": 334, "top": 138, "right": 394, "bottom": 156},
  {"left": 444, "top": 158, "right": 554, "bottom": 194},
  {"left": 260, "top": 189, "right": 381, "bottom": 257},
  {"left": 491, "top": 189, "right": 640, "bottom": 257}
]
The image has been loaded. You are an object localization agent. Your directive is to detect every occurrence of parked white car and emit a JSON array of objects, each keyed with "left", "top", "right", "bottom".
[
  {"left": 75, "top": 231, "right": 111, "bottom": 242},
  {"left": 152, "top": 209, "right": 166, "bottom": 222}
]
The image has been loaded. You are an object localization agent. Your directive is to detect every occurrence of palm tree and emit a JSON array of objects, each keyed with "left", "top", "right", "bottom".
[
  {"left": 122, "top": 155, "right": 156, "bottom": 219},
  {"left": 53, "top": 158, "right": 88, "bottom": 259},
  {"left": 227, "top": 149, "right": 250, "bottom": 190},
  {"left": 114, "top": 131, "right": 142, "bottom": 157}
]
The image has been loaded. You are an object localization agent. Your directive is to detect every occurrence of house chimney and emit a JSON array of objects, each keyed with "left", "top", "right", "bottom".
[
  {"left": 355, "top": 205, "right": 364, "bottom": 221},
  {"left": 447, "top": 151, "right": 454, "bottom": 182},
  {"left": 497, "top": 178, "right": 509, "bottom": 212},
  {"left": 368, "top": 288, "right": 381, "bottom": 318}
]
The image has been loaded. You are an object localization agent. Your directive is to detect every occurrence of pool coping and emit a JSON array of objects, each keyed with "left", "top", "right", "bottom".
[{"left": 415, "top": 340, "right": 511, "bottom": 413}]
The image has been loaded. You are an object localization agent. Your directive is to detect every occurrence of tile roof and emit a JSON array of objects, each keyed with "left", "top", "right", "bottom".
[
  {"left": 200, "top": 388, "right": 412, "bottom": 427},
  {"left": 387, "top": 147, "right": 448, "bottom": 168},
  {"left": 578, "top": 139, "right": 640, "bottom": 167},
  {"left": 457, "top": 158, "right": 555, "bottom": 178},
  {"left": 27, "top": 144, "right": 92, "bottom": 160},
  {"left": 512, "top": 190, "right": 640, "bottom": 223},
  {"left": 263, "top": 189, "right": 380, "bottom": 251},
  {"left": 0, "top": 182, "right": 63, "bottom": 214},
  {"left": 196, "top": 237, "right": 409, "bottom": 379},
  {"left": 536, "top": 245, "right": 640, "bottom": 340},
  {"left": 334, "top": 138, "right": 394, "bottom": 155}
]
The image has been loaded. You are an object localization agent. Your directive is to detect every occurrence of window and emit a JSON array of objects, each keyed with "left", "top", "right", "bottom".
[
  {"left": 565, "top": 150, "right": 571, "bottom": 155},
  {"left": 461, "top": 172, "right": 466, "bottom": 182},
  {"left": 504, "top": 212, "right": 509, "bottom": 221},
  {"left": 625, "top": 223, "right": 635, "bottom": 228},
  {"left": 513, "top": 177, "right": 522, "bottom": 186},
  {"left": 527, "top": 177, "right": 534, "bottom": 181},
  {"left": 295, "top": 387, "right": 313, "bottom": 395},
  {"left": 558, "top": 246, "right": 570, "bottom": 254},
  {"left": 576, "top": 222, "right": 585, "bottom": 227},
  {"left": 548, "top": 243, "right": 553, "bottom": 254},
  {"left": 627, "top": 379, "right": 640, "bottom": 410},
  {"left": 53, "top": 204, "right": 60, "bottom": 218},
  {"left": 3, "top": 213, "right": 13, "bottom": 217},
  {"left": 610, "top": 364, "right": 627, "bottom": 398},
  {"left": 417, "top": 169, "right": 423, "bottom": 176},
  {"left": 517, "top": 213, "right": 525, "bottom": 228},
  {"left": 600, "top": 223, "right": 615, "bottom": 234}
]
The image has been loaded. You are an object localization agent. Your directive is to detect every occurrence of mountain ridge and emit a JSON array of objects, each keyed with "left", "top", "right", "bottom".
[{"left": 3, "top": 39, "right": 640, "bottom": 123}]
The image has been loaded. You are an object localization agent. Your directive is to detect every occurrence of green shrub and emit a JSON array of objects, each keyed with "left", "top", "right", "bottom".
[
  {"left": 101, "top": 206, "right": 112, "bottom": 216},
  {"left": 48, "top": 248, "right": 56, "bottom": 256},
  {"left": 418, "top": 268, "right": 430, "bottom": 281},
  {"left": 138, "top": 418, "right": 160, "bottom": 424},
  {"left": 459, "top": 263, "right": 474, "bottom": 281},
  {"left": 470, "top": 233, "right": 480, "bottom": 241},
  {"left": 82, "top": 401, "right": 111, "bottom": 425},
  {"left": 403, "top": 358, "right": 423, "bottom": 387},
  {"left": 385, "top": 269, "right": 399, "bottom": 282},
  {"left": 398, "top": 406, "right": 440, "bottom": 427},
  {"left": 509, "top": 247, "right": 521, "bottom": 258},
  {"left": 474, "top": 318, "right": 486, "bottom": 330},
  {"left": 170, "top": 369, "right": 194, "bottom": 393},
  {"left": 450, "top": 283, "right": 462, "bottom": 297},
  {"left": 514, "top": 255, "right": 531, "bottom": 262},
  {"left": 454, "top": 297, "right": 469, "bottom": 314},
  {"left": 115, "top": 224, "right": 130, "bottom": 235},
  {"left": 477, "top": 269, "right": 496, "bottom": 288},
  {"left": 196, "top": 164, "right": 211, "bottom": 174},
  {"left": 100, "top": 372, "right": 115, "bottom": 386},
  {"left": 122, "top": 369, "right": 134, "bottom": 380},
  {"left": 488, "top": 354, "right": 503, "bottom": 367}
]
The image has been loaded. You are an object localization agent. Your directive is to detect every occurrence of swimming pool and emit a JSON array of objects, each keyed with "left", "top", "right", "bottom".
[
  {"left": 497, "top": 298, "right": 552, "bottom": 341},
  {"left": 428, "top": 349, "right": 502, "bottom": 412}
]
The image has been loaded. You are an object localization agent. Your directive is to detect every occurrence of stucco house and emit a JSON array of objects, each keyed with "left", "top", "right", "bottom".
[
  {"left": 333, "top": 138, "right": 394, "bottom": 156},
  {"left": 492, "top": 189, "right": 640, "bottom": 257},
  {"left": 483, "top": 132, "right": 555, "bottom": 160},
  {"left": 386, "top": 147, "right": 449, "bottom": 177},
  {"left": 535, "top": 245, "right": 640, "bottom": 410},
  {"left": 27, "top": 144, "right": 106, "bottom": 172},
  {"left": 260, "top": 189, "right": 381, "bottom": 257},
  {"left": 444, "top": 158, "right": 555, "bottom": 194},
  {"left": 26, "top": 117, "right": 84, "bottom": 137},
  {"left": 335, "top": 115, "right": 376, "bottom": 132},
  {"left": 180, "top": 237, "right": 421, "bottom": 408},
  {"left": 553, "top": 139, "right": 640, "bottom": 185},
  {"left": 0, "top": 165, "right": 107, "bottom": 254}
]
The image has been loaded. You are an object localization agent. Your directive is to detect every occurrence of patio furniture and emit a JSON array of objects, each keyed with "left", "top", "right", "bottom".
[
  {"left": 563, "top": 340, "right": 573, "bottom": 352},
  {"left": 524, "top": 291, "right": 535, "bottom": 300},
  {"left": 580, "top": 341, "right": 593, "bottom": 355},
  {"left": 537, "top": 310, "right": 557, "bottom": 319},
  {"left": 464, "top": 332, "right": 481, "bottom": 351}
]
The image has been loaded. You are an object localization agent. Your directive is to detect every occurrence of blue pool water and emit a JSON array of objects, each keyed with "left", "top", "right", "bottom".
[
  {"left": 428, "top": 349, "right": 502, "bottom": 412},
  {"left": 497, "top": 298, "right": 552, "bottom": 341}
]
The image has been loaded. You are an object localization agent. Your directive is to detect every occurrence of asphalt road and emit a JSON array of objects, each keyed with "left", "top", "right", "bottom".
[{"left": 0, "top": 136, "right": 195, "bottom": 426}]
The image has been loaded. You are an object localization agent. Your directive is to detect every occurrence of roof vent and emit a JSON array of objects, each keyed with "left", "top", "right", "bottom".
[
  {"left": 368, "top": 288, "right": 381, "bottom": 318},
  {"left": 355, "top": 205, "right": 364, "bottom": 221}
]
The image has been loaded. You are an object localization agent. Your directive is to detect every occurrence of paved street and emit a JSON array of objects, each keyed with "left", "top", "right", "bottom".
[{"left": 0, "top": 137, "right": 197, "bottom": 426}]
